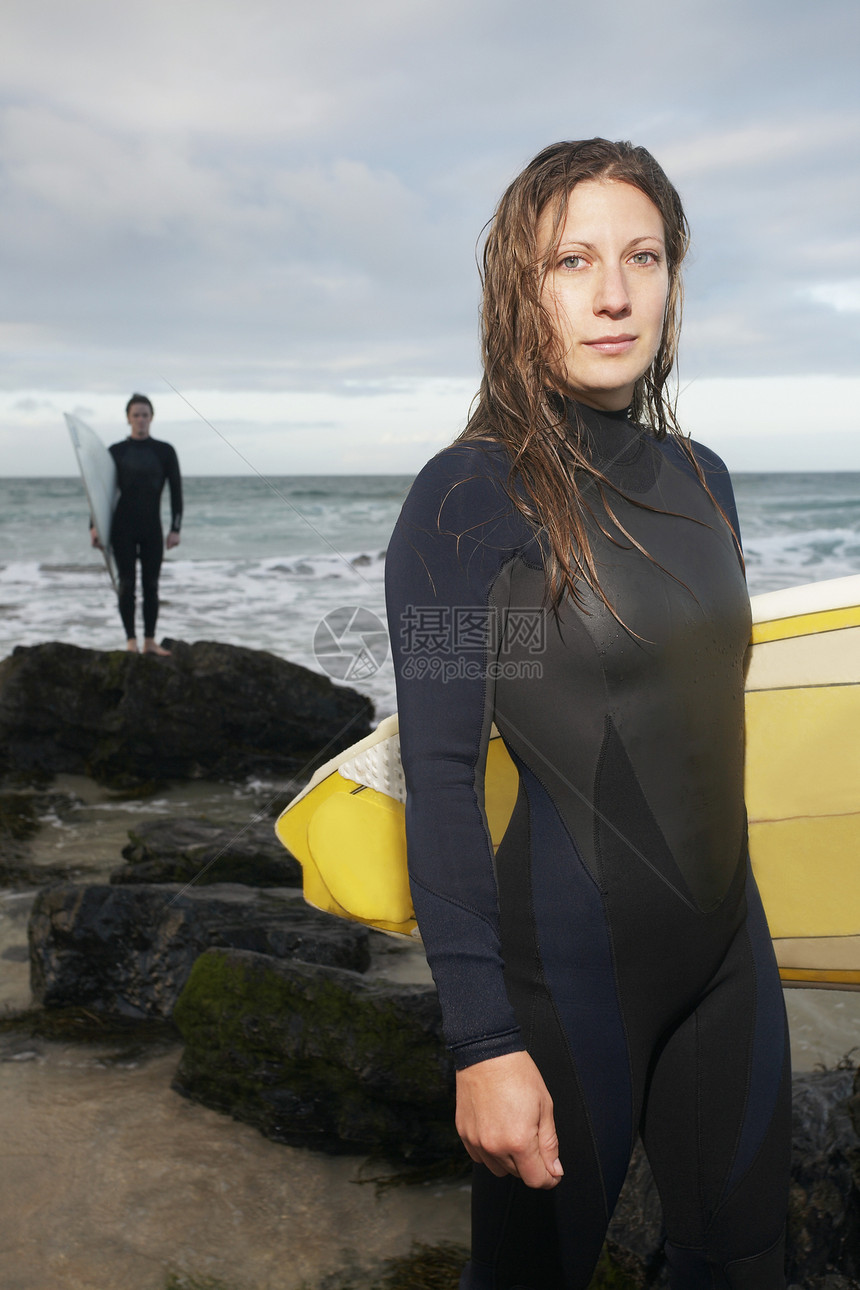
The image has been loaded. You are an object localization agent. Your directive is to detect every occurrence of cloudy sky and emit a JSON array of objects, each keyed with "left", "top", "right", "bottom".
[{"left": 1, "top": 0, "right": 858, "bottom": 475}]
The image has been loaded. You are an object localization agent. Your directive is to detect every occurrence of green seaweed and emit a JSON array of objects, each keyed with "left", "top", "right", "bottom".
[
  {"left": 0, "top": 1003, "right": 179, "bottom": 1049},
  {"left": 586, "top": 1247, "right": 642, "bottom": 1288},
  {"left": 353, "top": 1153, "right": 471, "bottom": 1193},
  {"left": 315, "top": 1240, "right": 640, "bottom": 1290},
  {"left": 374, "top": 1241, "right": 468, "bottom": 1289},
  {"left": 314, "top": 1241, "right": 467, "bottom": 1290},
  {"left": 163, "top": 1274, "right": 241, "bottom": 1290}
]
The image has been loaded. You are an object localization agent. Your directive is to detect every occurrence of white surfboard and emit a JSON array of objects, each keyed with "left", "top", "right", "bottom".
[{"left": 65, "top": 413, "right": 118, "bottom": 589}]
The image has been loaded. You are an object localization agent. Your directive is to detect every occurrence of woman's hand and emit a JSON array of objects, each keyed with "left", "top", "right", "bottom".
[
  {"left": 166, "top": 531, "right": 180, "bottom": 550},
  {"left": 90, "top": 526, "right": 102, "bottom": 549},
  {"left": 455, "top": 1050, "right": 564, "bottom": 1190}
]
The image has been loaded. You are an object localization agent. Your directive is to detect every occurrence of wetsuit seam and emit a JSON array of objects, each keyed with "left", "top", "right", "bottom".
[
  {"left": 541, "top": 982, "right": 612, "bottom": 1230},
  {"left": 663, "top": 438, "right": 744, "bottom": 573},
  {"left": 600, "top": 897, "right": 637, "bottom": 1163},
  {"left": 513, "top": 753, "right": 604, "bottom": 898},
  {"left": 695, "top": 1010, "right": 707, "bottom": 1230},
  {"left": 723, "top": 1224, "right": 787, "bottom": 1269},
  {"left": 520, "top": 813, "right": 543, "bottom": 1059},
  {"left": 592, "top": 717, "right": 611, "bottom": 894},
  {"left": 712, "top": 919, "right": 759, "bottom": 1214},
  {"left": 449, "top": 1027, "right": 522, "bottom": 1054},
  {"left": 408, "top": 873, "right": 502, "bottom": 935},
  {"left": 591, "top": 727, "right": 637, "bottom": 1156},
  {"left": 592, "top": 714, "right": 704, "bottom": 913}
]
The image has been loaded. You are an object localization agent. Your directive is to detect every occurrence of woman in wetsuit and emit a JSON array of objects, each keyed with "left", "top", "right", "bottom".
[
  {"left": 92, "top": 393, "right": 182, "bottom": 655},
  {"left": 384, "top": 140, "right": 790, "bottom": 1289}
]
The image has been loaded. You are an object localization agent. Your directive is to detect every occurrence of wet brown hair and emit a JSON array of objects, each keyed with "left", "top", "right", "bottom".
[
  {"left": 459, "top": 138, "right": 705, "bottom": 611},
  {"left": 126, "top": 393, "right": 154, "bottom": 417}
]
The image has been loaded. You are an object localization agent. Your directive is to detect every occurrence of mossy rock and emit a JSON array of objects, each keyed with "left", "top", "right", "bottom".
[{"left": 173, "top": 947, "right": 459, "bottom": 1162}]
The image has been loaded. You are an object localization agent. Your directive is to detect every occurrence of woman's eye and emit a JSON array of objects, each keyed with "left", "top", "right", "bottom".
[
  {"left": 560, "top": 254, "right": 586, "bottom": 270},
  {"left": 630, "top": 250, "right": 660, "bottom": 265}
]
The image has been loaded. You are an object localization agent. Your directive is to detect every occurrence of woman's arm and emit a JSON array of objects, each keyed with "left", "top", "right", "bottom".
[
  {"left": 161, "top": 442, "right": 183, "bottom": 539},
  {"left": 386, "top": 444, "right": 525, "bottom": 1064},
  {"left": 386, "top": 444, "right": 563, "bottom": 1188}
]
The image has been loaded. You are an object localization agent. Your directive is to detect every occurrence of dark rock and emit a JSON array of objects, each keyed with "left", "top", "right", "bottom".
[
  {"left": 787, "top": 1067, "right": 860, "bottom": 1286},
  {"left": 111, "top": 816, "right": 302, "bottom": 888},
  {"left": 172, "top": 947, "right": 460, "bottom": 1163},
  {"left": 789, "top": 1279, "right": 860, "bottom": 1290},
  {"left": 605, "top": 1141, "right": 667, "bottom": 1285},
  {"left": 0, "top": 639, "right": 373, "bottom": 786},
  {"left": 28, "top": 882, "right": 370, "bottom": 1019},
  {"left": 601, "top": 1066, "right": 860, "bottom": 1288}
]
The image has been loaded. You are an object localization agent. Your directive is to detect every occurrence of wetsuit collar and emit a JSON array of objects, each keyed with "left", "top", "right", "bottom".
[{"left": 563, "top": 397, "right": 646, "bottom": 472}]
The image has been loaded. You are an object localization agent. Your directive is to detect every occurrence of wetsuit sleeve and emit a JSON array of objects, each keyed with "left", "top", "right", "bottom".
[
  {"left": 163, "top": 443, "right": 183, "bottom": 533},
  {"left": 385, "top": 445, "right": 528, "bottom": 1068},
  {"left": 689, "top": 440, "right": 743, "bottom": 554},
  {"left": 666, "top": 438, "right": 744, "bottom": 558}
]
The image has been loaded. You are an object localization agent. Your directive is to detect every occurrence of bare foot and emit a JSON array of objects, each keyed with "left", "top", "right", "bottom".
[
  {"left": 143, "top": 638, "right": 171, "bottom": 657},
  {"left": 126, "top": 639, "right": 139, "bottom": 653}
]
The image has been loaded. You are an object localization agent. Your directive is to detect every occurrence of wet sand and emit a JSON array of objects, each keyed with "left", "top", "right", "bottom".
[{"left": 0, "top": 1039, "right": 469, "bottom": 1290}]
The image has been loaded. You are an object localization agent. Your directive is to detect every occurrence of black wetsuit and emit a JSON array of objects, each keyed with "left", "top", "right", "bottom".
[
  {"left": 385, "top": 404, "right": 790, "bottom": 1290},
  {"left": 108, "top": 436, "right": 182, "bottom": 640}
]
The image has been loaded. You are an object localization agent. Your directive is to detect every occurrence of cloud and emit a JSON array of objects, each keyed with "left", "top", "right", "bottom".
[
  {"left": 0, "top": 0, "right": 857, "bottom": 474},
  {"left": 660, "top": 118, "right": 860, "bottom": 179},
  {"left": 805, "top": 280, "right": 860, "bottom": 313},
  {"left": 12, "top": 395, "right": 58, "bottom": 413}
]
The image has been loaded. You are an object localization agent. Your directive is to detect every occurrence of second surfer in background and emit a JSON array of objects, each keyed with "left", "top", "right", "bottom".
[
  {"left": 385, "top": 139, "right": 791, "bottom": 1288},
  {"left": 91, "top": 393, "right": 182, "bottom": 655}
]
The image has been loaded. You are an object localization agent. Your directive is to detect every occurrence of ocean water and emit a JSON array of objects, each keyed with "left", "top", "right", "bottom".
[{"left": 1, "top": 471, "right": 858, "bottom": 718}]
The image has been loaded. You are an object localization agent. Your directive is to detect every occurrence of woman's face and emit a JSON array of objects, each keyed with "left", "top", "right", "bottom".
[
  {"left": 537, "top": 179, "right": 669, "bottom": 412},
  {"left": 127, "top": 403, "right": 153, "bottom": 438}
]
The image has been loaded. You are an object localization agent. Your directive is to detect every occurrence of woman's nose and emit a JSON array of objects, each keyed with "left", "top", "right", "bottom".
[{"left": 593, "top": 265, "right": 632, "bottom": 318}]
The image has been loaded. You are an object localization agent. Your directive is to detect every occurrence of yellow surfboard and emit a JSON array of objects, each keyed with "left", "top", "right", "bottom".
[
  {"left": 276, "top": 574, "right": 860, "bottom": 986},
  {"left": 745, "top": 574, "right": 860, "bottom": 989}
]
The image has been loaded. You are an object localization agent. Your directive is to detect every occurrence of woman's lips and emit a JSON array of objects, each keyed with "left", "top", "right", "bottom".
[{"left": 584, "top": 335, "right": 637, "bottom": 354}]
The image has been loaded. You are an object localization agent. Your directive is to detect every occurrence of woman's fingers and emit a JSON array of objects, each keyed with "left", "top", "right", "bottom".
[
  {"left": 539, "top": 1115, "right": 564, "bottom": 1180},
  {"left": 455, "top": 1050, "right": 564, "bottom": 1190}
]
